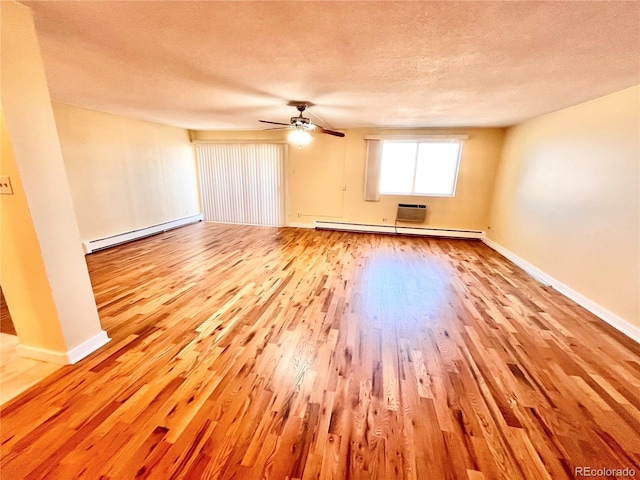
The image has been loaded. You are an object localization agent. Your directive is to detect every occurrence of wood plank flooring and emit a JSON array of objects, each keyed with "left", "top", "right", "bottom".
[
  {"left": 0, "top": 334, "right": 61, "bottom": 405},
  {"left": 1, "top": 222, "right": 639, "bottom": 479}
]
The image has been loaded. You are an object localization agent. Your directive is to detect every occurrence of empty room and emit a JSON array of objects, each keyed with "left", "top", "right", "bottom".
[{"left": 1, "top": 1, "right": 639, "bottom": 479}]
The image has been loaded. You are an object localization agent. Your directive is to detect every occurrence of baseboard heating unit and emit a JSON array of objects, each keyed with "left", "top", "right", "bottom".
[
  {"left": 314, "top": 221, "right": 484, "bottom": 239},
  {"left": 82, "top": 214, "right": 203, "bottom": 254}
]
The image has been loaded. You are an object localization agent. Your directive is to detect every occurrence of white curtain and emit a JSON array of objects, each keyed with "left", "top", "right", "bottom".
[
  {"left": 364, "top": 139, "right": 382, "bottom": 201},
  {"left": 196, "top": 143, "right": 285, "bottom": 227}
]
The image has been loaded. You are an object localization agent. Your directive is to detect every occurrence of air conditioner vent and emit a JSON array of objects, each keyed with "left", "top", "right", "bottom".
[{"left": 396, "top": 204, "right": 427, "bottom": 223}]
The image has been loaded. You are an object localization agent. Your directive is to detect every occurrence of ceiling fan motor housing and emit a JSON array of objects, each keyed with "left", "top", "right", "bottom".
[{"left": 291, "top": 116, "right": 311, "bottom": 125}]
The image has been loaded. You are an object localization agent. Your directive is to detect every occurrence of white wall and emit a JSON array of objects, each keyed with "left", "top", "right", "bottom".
[
  {"left": 53, "top": 102, "right": 201, "bottom": 242},
  {"left": 489, "top": 86, "right": 640, "bottom": 331}
]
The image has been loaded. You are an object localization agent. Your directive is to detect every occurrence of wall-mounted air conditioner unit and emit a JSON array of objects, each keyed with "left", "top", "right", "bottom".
[{"left": 396, "top": 204, "right": 427, "bottom": 223}]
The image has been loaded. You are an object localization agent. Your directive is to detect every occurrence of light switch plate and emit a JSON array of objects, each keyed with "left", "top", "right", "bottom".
[{"left": 0, "top": 176, "right": 14, "bottom": 195}]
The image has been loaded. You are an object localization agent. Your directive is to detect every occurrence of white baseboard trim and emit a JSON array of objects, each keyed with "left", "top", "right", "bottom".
[
  {"left": 16, "top": 330, "right": 111, "bottom": 365},
  {"left": 483, "top": 238, "right": 640, "bottom": 344},
  {"left": 317, "top": 222, "right": 394, "bottom": 234},
  {"left": 286, "top": 222, "right": 315, "bottom": 229},
  {"left": 82, "top": 214, "right": 203, "bottom": 254},
  {"left": 314, "top": 221, "right": 485, "bottom": 239},
  {"left": 397, "top": 226, "right": 484, "bottom": 239},
  {"left": 482, "top": 238, "right": 551, "bottom": 286}
]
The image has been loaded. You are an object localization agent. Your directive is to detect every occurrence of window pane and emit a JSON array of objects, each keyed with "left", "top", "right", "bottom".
[
  {"left": 379, "top": 142, "right": 417, "bottom": 194},
  {"left": 414, "top": 143, "right": 461, "bottom": 195}
]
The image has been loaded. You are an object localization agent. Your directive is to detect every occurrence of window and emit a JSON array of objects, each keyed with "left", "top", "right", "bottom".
[{"left": 379, "top": 140, "right": 462, "bottom": 196}]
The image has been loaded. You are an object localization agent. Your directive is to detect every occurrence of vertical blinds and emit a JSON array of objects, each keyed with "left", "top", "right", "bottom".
[{"left": 196, "top": 143, "right": 284, "bottom": 227}]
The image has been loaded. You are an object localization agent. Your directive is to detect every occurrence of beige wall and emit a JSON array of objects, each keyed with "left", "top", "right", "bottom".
[
  {"left": 53, "top": 102, "right": 200, "bottom": 242},
  {"left": 489, "top": 86, "right": 640, "bottom": 329},
  {"left": 193, "top": 128, "right": 505, "bottom": 231}
]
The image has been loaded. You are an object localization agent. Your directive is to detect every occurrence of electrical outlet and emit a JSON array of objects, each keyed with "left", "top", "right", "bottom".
[
  {"left": 382, "top": 218, "right": 388, "bottom": 222},
  {"left": 0, "top": 176, "right": 13, "bottom": 195}
]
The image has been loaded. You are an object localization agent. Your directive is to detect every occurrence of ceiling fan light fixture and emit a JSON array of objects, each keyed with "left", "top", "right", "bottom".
[
  {"left": 260, "top": 103, "right": 344, "bottom": 142},
  {"left": 288, "top": 128, "right": 312, "bottom": 147}
]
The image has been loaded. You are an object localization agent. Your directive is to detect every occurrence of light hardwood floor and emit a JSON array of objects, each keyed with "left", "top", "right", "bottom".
[
  {"left": 1, "top": 288, "right": 60, "bottom": 405},
  {"left": 0, "top": 333, "right": 61, "bottom": 405},
  {"left": 1, "top": 223, "right": 639, "bottom": 479}
]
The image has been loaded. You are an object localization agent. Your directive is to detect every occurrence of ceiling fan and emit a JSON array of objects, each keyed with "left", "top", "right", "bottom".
[{"left": 259, "top": 103, "right": 345, "bottom": 139}]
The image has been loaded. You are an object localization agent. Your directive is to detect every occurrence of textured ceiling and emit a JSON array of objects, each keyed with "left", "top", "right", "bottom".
[{"left": 20, "top": 1, "right": 640, "bottom": 130}]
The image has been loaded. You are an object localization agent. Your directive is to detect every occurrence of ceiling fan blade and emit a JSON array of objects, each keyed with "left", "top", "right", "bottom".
[
  {"left": 259, "top": 120, "right": 291, "bottom": 126},
  {"left": 314, "top": 125, "right": 345, "bottom": 138},
  {"left": 262, "top": 126, "right": 292, "bottom": 131}
]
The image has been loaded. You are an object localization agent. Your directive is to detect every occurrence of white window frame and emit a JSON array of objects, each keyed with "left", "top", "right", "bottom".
[{"left": 378, "top": 138, "right": 463, "bottom": 197}]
